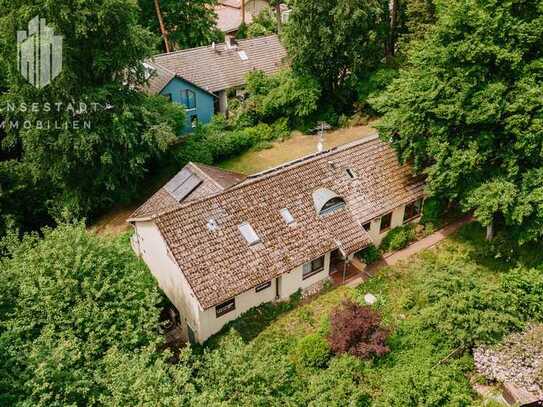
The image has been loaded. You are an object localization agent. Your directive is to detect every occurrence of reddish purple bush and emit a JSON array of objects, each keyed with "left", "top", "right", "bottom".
[{"left": 327, "top": 300, "right": 390, "bottom": 359}]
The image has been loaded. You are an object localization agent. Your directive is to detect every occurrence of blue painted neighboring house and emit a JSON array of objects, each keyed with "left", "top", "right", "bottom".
[
  {"left": 161, "top": 77, "right": 216, "bottom": 132},
  {"left": 142, "top": 35, "right": 287, "bottom": 133}
]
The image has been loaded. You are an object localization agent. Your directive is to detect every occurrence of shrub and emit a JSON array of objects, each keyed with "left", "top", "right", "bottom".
[
  {"left": 176, "top": 117, "right": 289, "bottom": 165},
  {"left": 502, "top": 267, "right": 543, "bottom": 321},
  {"left": 376, "top": 352, "right": 474, "bottom": 407},
  {"left": 411, "top": 262, "right": 524, "bottom": 347},
  {"left": 356, "top": 245, "right": 381, "bottom": 264},
  {"left": 293, "top": 334, "right": 331, "bottom": 368},
  {"left": 380, "top": 225, "right": 415, "bottom": 253},
  {"left": 298, "top": 355, "right": 371, "bottom": 406},
  {"left": 327, "top": 300, "right": 390, "bottom": 359},
  {"left": 420, "top": 197, "right": 447, "bottom": 226},
  {"left": 238, "top": 69, "right": 321, "bottom": 127}
]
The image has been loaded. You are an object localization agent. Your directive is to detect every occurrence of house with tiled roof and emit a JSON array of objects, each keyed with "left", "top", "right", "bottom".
[
  {"left": 142, "top": 34, "right": 287, "bottom": 132},
  {"left": 128, "top": 134, "right": 425, "bottom": 343},
  {"left": 214, "top": 0, "right": 289, "bottom": 35}
]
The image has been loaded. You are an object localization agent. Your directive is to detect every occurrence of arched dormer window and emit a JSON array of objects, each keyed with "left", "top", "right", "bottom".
[{"left": 312, "top": 188, "right": 346, "bottom": 216}]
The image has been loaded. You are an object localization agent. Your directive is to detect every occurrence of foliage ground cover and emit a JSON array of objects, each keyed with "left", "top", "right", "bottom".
[
  {"left": 4, "top": 221, "right": 543, "bottom": 405},
  {"left": 202, "top": 222, "right": 543, "bottom": 406}
]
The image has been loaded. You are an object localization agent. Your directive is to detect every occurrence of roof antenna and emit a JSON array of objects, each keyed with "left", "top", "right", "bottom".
[{"left": 313, "top": 121, "right": 330, "bottom": 153}]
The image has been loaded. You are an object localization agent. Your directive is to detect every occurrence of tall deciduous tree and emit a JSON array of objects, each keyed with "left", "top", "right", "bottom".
[
  {"left": 372, "top": 0, "right": 543, "bottom": 243},
  {"left": 0, "top": 224, "right": 162, "bottom": 405},
  {"left": 282, "top": 0, "right": 389, "bottom": 110},
  {"left": 138, "top": 0, "right": 224, "bottom": 51},
  {"left": 0, "top": 0, "right": 185, "bottom": 232}
]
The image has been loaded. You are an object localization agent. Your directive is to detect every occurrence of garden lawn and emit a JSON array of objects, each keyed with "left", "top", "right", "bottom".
[
  {"left": 205, "top": 223, "right": 543, "bottom": 406},
  {"left": 219, "top": 124, "right": 377, "bottom": 174}
]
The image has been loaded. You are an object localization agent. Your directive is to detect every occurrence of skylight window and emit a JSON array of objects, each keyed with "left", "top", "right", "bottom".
[
  {"left": 280, "top": 208, "right": 295, "bottom": 224},
  {"left": 346, "top": 168, "right": 357, "bottom": 179},
  {"left": 238, "top": 50, "right": 248, "bottom": 61},
  {"left": 239, "top": 222, "right": 260, "bottom": 245}
]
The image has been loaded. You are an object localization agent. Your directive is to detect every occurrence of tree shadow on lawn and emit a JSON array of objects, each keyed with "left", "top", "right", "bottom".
[{"left": 448, "top": 222, "right": 543, "bottom": 272}]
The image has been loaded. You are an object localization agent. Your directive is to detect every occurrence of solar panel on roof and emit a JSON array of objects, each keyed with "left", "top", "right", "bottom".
[{"left": 164, "top": 169, "right": 202, "bottom": 202}]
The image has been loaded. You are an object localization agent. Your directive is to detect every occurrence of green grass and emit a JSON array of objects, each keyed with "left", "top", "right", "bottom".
[{"left": 203, "top": 223, "right": 543, "bottom": 405}]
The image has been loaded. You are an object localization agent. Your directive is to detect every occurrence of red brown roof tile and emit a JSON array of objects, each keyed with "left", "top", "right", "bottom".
[{"left": 149, "top": 135, "right": 425, "bottom": 309}]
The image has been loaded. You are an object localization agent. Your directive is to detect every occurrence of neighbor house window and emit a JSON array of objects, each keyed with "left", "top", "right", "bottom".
[
  {"left": 255, "top": 281, "right": 272, "bottom": 292},
  {"left": 362, "top": 222, "right": 371, "bottom": 231},
  {"left": 380, "top": 212, "right": 392, "bottom": 232},
  {"left": 215, "top": 298, "right": 235, "bottom": 317},
  {"left": 404, "top": 198, "right": 423, "bottom": 222},
  {"left": 182, "top": 89, "right": 196, "bottom": 109},
  {"left": 164, "top": 93, "right": 172, "bottom": 101},
  {"left": 191, "top": 114, "right": 198, "bottom": 128},
  {"left": 302, "top": 256, "right": 325, "bottom": 280}
]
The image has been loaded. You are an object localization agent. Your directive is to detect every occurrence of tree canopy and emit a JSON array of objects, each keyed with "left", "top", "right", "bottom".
[
  {"left": 0, "top": 224, "right": 162, "bottom": 405},
  {"left": 0, "top": 0, "right": 185, "bottom": 236},
  {"left": 138, "top": 0, "right": 223, "bottom": 52},
  {"left": 372, "top": 0, "right": 543, "bottom": 243},
  {"left": 282, "top": 0, "right": 389, "bottom": 110}
]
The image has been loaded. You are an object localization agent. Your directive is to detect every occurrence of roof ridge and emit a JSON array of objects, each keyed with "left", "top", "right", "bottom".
[
  {"left": 246, "top": 133, "right": 379, "bottom": 179},
  {"left": 152, "top": 133, "right": 381, "bottom": 221},
  {"left": 151, "top": 34, "right": 280, "bottom": 60}
]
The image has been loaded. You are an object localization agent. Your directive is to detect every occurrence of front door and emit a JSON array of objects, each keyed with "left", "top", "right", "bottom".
[{"left": 330, "top": 249, "right": 343, "bottom": 274}]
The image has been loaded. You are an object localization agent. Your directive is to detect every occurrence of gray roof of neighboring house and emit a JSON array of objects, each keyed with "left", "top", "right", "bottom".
[
  {"left": 144, "top": 35, "right": 287, "bottom": 95},
  {"left": 132, "top": 135, "right": 425, "bottom": 309}
]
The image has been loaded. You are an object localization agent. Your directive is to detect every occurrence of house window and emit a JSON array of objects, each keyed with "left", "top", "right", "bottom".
[
  {"left": 362, "top": 222, "right": 371, "bottom": 231},
  {"left": 380, "top": 212, "right": 392, "bottom": 232},
  {"left": 302, "top": 256, "right": 325, "bottom": 280},
  {"left": 215, "top": 298, "right": 235, "bottom": 317},
  {"left": 255, "top": 281, "right": 272, "bottom": 292},
  {"left": 190, "top": 114, "right": 198, "bottom": 128},
  {"left": 404, "top": 198, "right": 423, "bottom": 222},
  {"left": 164, "top": 93, "right": 172, "bottom": 101},
  {"left": 320, "top": 197, "right": 346, "bottom": 215},
  {"left": 182, "top": 89, "right": 196, "bottom": 109}
]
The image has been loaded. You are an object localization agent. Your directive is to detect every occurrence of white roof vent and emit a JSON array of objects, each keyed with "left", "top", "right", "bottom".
[
  {"left": 280, "top": 208, "right": 295, "bottom": 225},
  {"left": 207, "top": 219, "right": 219, "bottom": 232},
  {"left": 239, "top": 222, "right": 260, "bottom": 245},
  {"left": 238, "top": 50, "right": 248, "bottom": 61}
]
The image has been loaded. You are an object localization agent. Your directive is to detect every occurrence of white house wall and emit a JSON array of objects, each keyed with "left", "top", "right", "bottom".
[
  {"left": 197, "top": 276, "right": 277, "bottom": 341},
  {"left": 279, "top": 252, "right": 331, "bottom": 298},
  {"left": 133, "top": 202, "right": 420, "bottom": 344},
  {"left": 197, "top": 252, "right": 332, "bottom": 342},
  {"left": 366, "top": 206, "right": 406, "bottom": 245},
  {"left": 133, "top": 221, "right": 201, "bottom": 339}
]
